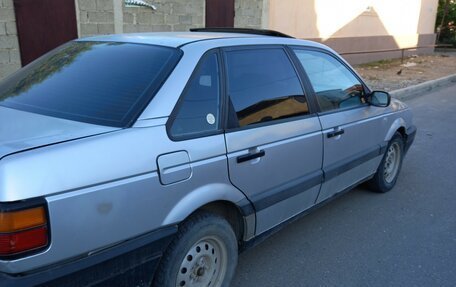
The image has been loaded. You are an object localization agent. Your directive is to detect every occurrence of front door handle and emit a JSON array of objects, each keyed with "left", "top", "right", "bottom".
[
  {"left": 327, "top": 129, "right": 345, "bottom": 138},
  {"left": 237, "top": 150, "right": 265, "bottom": 163}
]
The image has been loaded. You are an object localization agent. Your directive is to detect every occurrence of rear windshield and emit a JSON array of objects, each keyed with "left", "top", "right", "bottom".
[{"left": 0, "top": 41, "right": 181, "bottom": 127}]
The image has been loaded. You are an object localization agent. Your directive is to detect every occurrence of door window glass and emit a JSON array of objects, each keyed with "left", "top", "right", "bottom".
[
  {"left": 170, "top": 52, "right": 221, "bottom": 138},
  {"left": 225, "top": 48, "right": 308, "bottom": 128},
  {"left": 293, "top": 49, "right": 365, "bottom": 112}
]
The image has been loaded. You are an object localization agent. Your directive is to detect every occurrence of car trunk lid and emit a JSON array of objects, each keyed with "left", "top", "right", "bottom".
[{"left": 0, "top": 106, "right": 119, "bottom": 159}]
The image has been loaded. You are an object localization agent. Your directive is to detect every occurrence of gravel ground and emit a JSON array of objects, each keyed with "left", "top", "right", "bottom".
[{"left": 354, "top": 52, "right": 456, "bottom": 91}]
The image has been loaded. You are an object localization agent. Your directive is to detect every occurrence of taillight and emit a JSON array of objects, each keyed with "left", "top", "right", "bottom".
[{"left": 0, "top": 201, "right": 49, "bottom": 257}]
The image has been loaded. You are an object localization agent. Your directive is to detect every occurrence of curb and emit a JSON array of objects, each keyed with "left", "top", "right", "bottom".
[{"left": 390, "top": 74, "right": 456, "bottom": 101}]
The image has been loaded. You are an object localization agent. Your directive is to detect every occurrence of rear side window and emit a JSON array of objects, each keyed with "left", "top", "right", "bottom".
[
  {"left": 224, "top": 48, "right": 308, "bottom": 128},
  {"left": 170, "top": 52, "right": 221, "bottom": 138},
  {"left": 0, "top": 41, "right": 181, "bottom": 127}
]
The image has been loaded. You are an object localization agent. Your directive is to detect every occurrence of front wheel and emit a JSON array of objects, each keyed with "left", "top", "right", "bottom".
[
  {"left": 153, "top": 212, "right": 238, "bottom": 287},
  {"left": 369, "top": 132, "right": 405, "bottom": 193}
]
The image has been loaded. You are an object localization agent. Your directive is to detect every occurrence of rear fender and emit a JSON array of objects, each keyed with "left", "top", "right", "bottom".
[{"left": 162, "top": 183, "right": 252, "bottom": 226}]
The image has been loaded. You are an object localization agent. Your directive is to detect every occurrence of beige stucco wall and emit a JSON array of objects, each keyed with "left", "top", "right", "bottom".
[
  {"left": 268, "top": 0, "right": 438, "bottom": 49},
  {"left": 0, "top": 0, "right": 21, "bottom": 80}
]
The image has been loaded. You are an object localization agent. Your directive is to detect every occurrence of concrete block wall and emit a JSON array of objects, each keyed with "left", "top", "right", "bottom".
[
  {"left": 77, "top": 0, "right": 115, "bottom": 37},
  {"left": 0, "top": 0, "right": 21, "bottom": 79},
  {"left": 77, "top": 0, "right": 205, "bottom": 36},
  {"left": 123, "top": 0, "right": 204, "bottom": 33},
  {"left": 234, "top": 0, "right": 264, "bottom": 29}
]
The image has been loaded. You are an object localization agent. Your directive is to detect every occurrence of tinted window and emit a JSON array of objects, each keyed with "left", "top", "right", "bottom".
[
  {"left": 170, "top": 52, "right": 221, "bottom": 138},
  {"left": 293, "top": 49, "right": 365, "bottom": 112},
  {"left": 0, "top": 41, "right": 181, "bottom": 127},
  {"left": 225, "top": 48, "right": 308, "bottom": 128}
]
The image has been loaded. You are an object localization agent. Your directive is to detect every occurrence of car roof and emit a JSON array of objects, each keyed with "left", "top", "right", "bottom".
[
  {"left": 77, "top": 32, "right": 264, "bottom": 48},
  {"left": 76, "top": 31, "right": 330, "bottom": 51}
]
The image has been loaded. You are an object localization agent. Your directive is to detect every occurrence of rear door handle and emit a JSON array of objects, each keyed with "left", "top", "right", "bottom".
[
  {"left": 327, "top": 129, "right": 345, "bottom": 138},
  {"left": 237, "top": 150, "right": 265, "bottom": 163}
]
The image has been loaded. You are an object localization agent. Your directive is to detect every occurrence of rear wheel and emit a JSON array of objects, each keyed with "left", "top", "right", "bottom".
[
  {"left": 153, "top": 212, "right": 238, "bottom": 287},
  {"left": 369, "top": 132, "right": 404, "bottom": 193}
]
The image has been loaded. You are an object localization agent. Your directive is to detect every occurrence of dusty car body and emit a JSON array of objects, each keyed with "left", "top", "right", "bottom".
[{"left": 0, "top": 29, "right": 416, "bottom": 287}]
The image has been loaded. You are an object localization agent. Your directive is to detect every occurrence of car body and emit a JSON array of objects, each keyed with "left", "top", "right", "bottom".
[{"left": 0, "top": 29, "right": 416, "bottom": 287}]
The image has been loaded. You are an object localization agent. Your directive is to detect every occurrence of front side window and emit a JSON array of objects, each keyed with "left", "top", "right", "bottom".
[
  {"left": 293, "top": 49, "right": 365, "bottom": 112},
  {"left": 225, "top": 48, "right": 308, "bottom": 128},
  {"left": 169, "top": 52, "right": 221, "bottom": 138},
  {"left": 0, "top": 41, "right": 181, "bottom": 127}
]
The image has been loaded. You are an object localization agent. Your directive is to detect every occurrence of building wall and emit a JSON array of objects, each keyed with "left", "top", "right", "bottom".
[
  {"left": 0, "top": 0, "right": 440, "bottom": 80},
  {"left": 234, "top": 0, "right": 264, "bottom": 29},
  {"left": 77, "top": 0, "right": 115, "bottom": 37},
  {"left": 123, "top": 0, "right": 204, "bottom": 33},
  {"left": 77, "top": 0, "right": 204, "bottom": 37},
  {"left": 268, "top": 0, "right": 439, "bottom": 64},
  {"left": 0, "top": 0, "right": 21, "bottom": 79}
]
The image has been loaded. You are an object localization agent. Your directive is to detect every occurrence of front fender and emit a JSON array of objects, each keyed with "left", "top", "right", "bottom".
[{"left": 384, "top": 117, "right": 407, "bottom": 142}]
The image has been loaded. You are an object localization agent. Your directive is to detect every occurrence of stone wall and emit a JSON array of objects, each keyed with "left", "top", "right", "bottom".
[
  {"left": 77, "top": 0, "right": 115, "bottom": 37},
  {"left": 0, "top": 0, "right": 21, "bottom": 79},
  {"left": 77, "top": 0, "right": 205, "bottom": 36},
  {"left": 123, "top": 0, "right": 204, "bottom": 33},
  {"left": 234, "top": 0, "right": 264, "bottom": 29}
]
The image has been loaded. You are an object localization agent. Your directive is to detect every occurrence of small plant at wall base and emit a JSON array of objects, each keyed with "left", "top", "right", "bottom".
[{"left": 436, "top": 0, "right": 456, "bottom": 46}]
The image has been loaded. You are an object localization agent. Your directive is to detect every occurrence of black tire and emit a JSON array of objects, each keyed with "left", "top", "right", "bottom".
[
  {"left": 369, "top": 132, "right": 405, "bottom": 193},
  {"left": 152, "top": 211, "right": 238, "bottom": 287}
]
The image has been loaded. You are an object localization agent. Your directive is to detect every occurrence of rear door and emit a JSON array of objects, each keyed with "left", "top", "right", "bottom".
[
  {"left": 291, "top": 48, "right": 387, "bottom": 203},
  {"left": 223, "top": 46, "right": 323, "bottom": 234}
]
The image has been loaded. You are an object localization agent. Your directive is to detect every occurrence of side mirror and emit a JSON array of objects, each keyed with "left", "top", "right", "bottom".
[{"left": 367, "top": 91, "right": 391, "bottom": 107}]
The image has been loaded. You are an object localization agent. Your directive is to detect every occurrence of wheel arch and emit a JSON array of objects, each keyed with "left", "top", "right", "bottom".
[
  {"left": 384, "top": 117, "right": 407, "bottom": 142},
  {"left": 197, "top": 201, "right": 246, "bottom": 241},
  {"left": 161, "top": 183, "right": 255, "bottom": 241}
]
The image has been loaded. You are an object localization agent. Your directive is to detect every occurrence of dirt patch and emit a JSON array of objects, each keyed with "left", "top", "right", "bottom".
[{"left": 353, "top": 53, "right": 456, "bottom": 92}]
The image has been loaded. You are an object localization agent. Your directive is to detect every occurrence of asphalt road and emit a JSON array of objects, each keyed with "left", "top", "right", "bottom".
[{"left": 232, "top": 84, "right": 456, "bottom": 287}]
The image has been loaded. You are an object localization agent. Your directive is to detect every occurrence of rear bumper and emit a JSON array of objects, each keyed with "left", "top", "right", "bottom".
[
  {"left": 405, "top": 125, "right": 417, "bottom": 154},
  {"left": 0, "top": 226, "right": 177, "bottom": 287}
]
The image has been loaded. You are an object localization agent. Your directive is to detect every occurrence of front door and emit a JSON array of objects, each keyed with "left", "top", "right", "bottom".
[
  {"left": 205, "top": 0, "right": 234, "bottom": 27},
  {"left": 223, "top": 46, "right": 323, "bottom": 235},
  {"left": 291, "top": 48, "right": 387, "bottom": 203}
]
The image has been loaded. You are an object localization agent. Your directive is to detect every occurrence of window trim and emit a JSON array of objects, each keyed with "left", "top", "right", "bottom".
[
  {"left": 289, "top": 46, "right": 371, "bottom": 115},
  {"left": 284, "top": 46, "right": 322, "bottom": 114},
  {"left": 166, "top": 49, "right": 225, "bottom": 141},
  {"left": 221, "top": 45, "right": 317, "bottom": 132}
]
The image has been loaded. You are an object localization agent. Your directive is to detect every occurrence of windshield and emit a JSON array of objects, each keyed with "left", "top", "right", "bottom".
[{"left": 0, "top": 41, "right": 181, "bottom": 127}]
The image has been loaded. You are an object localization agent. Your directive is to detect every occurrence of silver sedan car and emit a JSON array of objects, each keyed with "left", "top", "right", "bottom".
[{"left": 0, "top": 29, "right": 416, "bottom": 287}]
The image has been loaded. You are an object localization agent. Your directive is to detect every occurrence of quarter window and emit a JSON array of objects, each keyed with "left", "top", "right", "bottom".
[
  {"left": 293, "top": 49, "right": 365, "bottom": 112},
  {"left": 170, "top": 52, "right": 221, "bottom": 138},
  {"left": 225, "top": 48, "right": 308, "bottom": 128}
]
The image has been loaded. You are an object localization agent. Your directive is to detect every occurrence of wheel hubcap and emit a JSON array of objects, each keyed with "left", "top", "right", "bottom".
[
  {"left": 176, "top": 237, "right": 228, "bottom": 287},
  {"left": 384, "top": 142, "right": 401, "bottom": 184}
]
